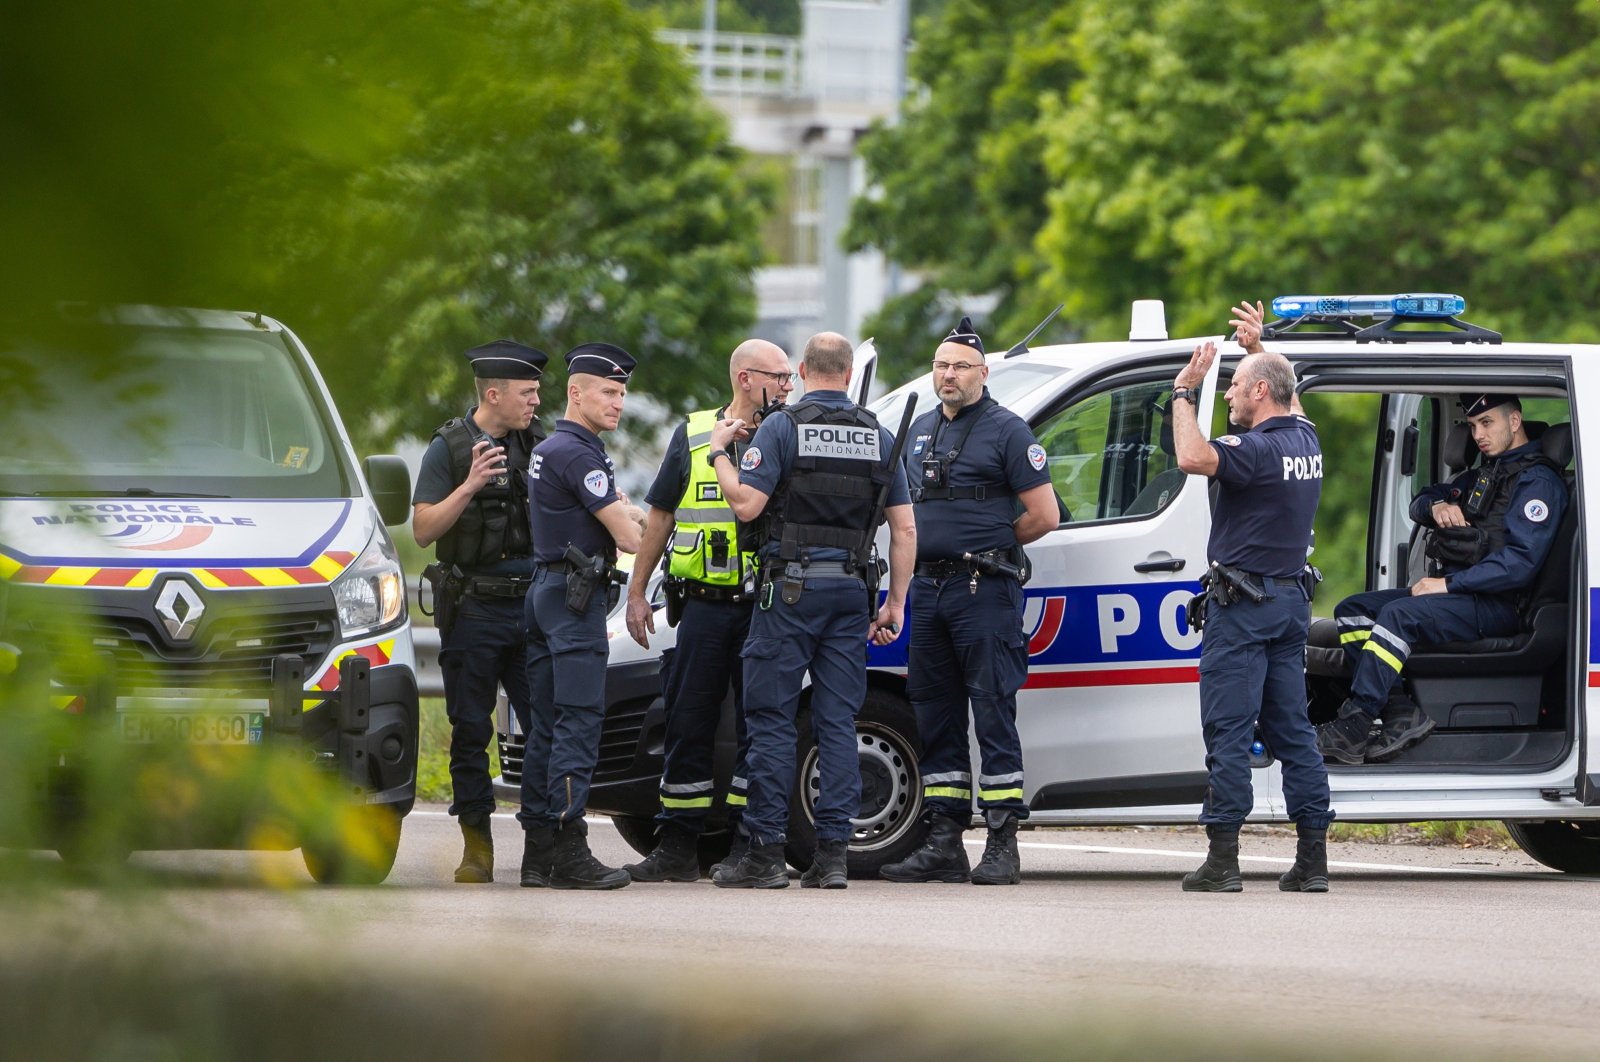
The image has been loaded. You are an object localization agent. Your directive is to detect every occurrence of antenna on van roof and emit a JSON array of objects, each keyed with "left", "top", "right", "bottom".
[{"left": 1003, "top": 303, "right": 1063, "bottom": 359}]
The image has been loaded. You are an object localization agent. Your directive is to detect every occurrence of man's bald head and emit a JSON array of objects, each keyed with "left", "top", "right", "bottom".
[{"left": 730, "top": 339, "right": 790, "bottom": 381}]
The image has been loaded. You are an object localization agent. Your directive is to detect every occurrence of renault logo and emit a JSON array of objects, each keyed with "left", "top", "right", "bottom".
[{"left": 154, "top": 578, "right": 205, "bottom": 642}]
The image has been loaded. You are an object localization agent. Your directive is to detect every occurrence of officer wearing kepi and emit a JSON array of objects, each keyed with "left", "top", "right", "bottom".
[
  {"left": 1171, "top": 333, "right": 1332, "bottom": 893},
  {"left": 622, "top": 339, "right": 795, "bottom": 883},
  {"left": 411, "top": 339, "right": 546, "bottom": 884},
  {"left": 519, "top": 342, "right": 643, "bottom": 891},
  {"left": 705, "top": 331, "right": 915, "bottom": 890},
  {"left": 879, "top": 317, "right": 1057, "bottom": 886}
]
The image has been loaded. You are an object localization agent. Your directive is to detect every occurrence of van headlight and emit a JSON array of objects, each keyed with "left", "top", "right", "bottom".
[{"left": 331, "top": 532, "right": 404, "bottom": 639}]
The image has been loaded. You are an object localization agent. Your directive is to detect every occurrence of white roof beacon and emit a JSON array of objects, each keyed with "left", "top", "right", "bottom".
[{"left": 1129, "top": 299, "right": 1168, "bottom": 341}]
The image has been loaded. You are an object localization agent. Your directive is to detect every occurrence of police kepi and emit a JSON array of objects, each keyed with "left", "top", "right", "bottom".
[
  {"left": 519, "top": 341, "right": 642, "bottom": 890},
  {"left": 1170, "top": 336, "right": 1332, "bottom": 893}
]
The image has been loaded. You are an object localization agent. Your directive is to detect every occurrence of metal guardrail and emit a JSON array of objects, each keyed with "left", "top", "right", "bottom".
[{"left": 659, "top": 28, "right": 802, "bottom": 98}]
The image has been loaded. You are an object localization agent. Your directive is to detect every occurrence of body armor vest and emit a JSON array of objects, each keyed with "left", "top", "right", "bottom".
[
  {"left": 433, "top": 412, "right": 543, "bottom": 570},
  {"left": 669, "top": 408, "right": 756, "bottom": 587},
  {"left": 1426, "top": 450, "right": 1564, "bottom": 569},
  {"left": 764, "top": 399, "right": 890, "bottom": 568}
]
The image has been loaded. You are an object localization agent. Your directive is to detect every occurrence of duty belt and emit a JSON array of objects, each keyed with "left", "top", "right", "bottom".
[
  {"left": 763, "top": 561, "right": 864, "bottom": 580},
  {"left": 680, "top": 580, "right": 754, "bottom": 603},
  {"left": 462, "top": 575, "right": 532, "bottom": 598},
  {"left": 915, "top": 558, "right": 971, "bottom": 578},
  {"left": 535, "top": 559, "right": 580, "bottom": 575}
]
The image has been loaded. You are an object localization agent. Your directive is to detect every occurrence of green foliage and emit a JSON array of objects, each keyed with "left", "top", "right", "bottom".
[
  {"left": 633, "top": 0, "right": 801, "bottom": 35},
  {"left": 2, "top": 0, "right": 770, "bottom": 446}
]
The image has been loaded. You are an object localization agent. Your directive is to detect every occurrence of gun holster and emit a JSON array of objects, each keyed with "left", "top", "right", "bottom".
[
  {"left": 562, "top": 546, "right": 603, "bottom": 615},
  {"left": 422, "top": 562, "right": 464, "bottom": 640},
  {"left": 664, "top": 577, "right": 686, "bottom": 628}
]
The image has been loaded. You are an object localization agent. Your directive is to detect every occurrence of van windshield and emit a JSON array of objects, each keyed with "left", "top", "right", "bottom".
[
  {"left": 0, "top": 324, "right": 353, "bottom": 499},
  {"left": 871, "top": 360, "right": 1060, "bottom": 434}
]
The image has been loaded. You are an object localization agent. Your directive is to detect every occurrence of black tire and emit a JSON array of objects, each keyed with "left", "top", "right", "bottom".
[
  {"left": 786, "top": 686, "right": 927, "bottom": 879},
  {"left": 1505, "top": 820, "right": 1600, "bottom": 874},
  {"left": 610, "top": 813, "right": 734, "bottom": 873},
  {"left": 301, "top": 805, "right": 403, "bottom": 885}
]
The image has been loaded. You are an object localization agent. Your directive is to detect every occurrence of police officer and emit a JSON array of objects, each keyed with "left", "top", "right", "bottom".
[
  {"left": 621, "top": 339, "right": 795, "bottom": 883},
  {"left": 412, "top": 339, "right": 546, "bottom": 884},
  {"left": 1171, "top": 338, "right": 1332, "bottom": 893},
  {"left": 878, "top": 317, "right": 1057, "bottom": 886},
  {"left": 518, "top": 342, "right": 643, "bottom": 891},
  {"left": 705, "top": 331, "right": 915, "bottom": 889},
  {"left": 1320, "top": 393, "right": 1567, "bottom": 765}
]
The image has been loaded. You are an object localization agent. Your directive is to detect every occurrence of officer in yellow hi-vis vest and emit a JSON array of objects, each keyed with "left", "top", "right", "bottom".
[{"left": 622, "top": 339, "right": 795, "bottom": 881}]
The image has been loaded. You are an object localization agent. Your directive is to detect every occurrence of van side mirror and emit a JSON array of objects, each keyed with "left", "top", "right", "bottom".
[{"left": 362, "top": 455, "right": 412, "bottom": 526}]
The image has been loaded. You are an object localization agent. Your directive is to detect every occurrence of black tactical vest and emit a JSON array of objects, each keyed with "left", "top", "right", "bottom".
[
  {"left": 1426, "top": 450, "right": 1564, "bottom": 568},
  {"left": 433, "top": 412, "right": 543, "bottom": 570},
  {"left": 1474, "top": 451, "right": 1565, "bottom": 556},
  {"left": 764, "top": 399, "right": 891, "bottom": 568}
]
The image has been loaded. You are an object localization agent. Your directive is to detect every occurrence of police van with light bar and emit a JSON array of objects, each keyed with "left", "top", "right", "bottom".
[
  {"left": 0, "top": 307, "right": 419, "bottom": 882},
  {"left": 497, "top": 294, "right": 1600, "bottom": 877}
]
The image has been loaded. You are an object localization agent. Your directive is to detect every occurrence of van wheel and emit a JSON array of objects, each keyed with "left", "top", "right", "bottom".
[
  {"left": 1505, "top": 820, "right": 1600, "bottom": 874},
  {"left": 611, "top": 813, "right": 735, "bottom": 874},
  {"left": 786, "top": 687, "right": 925, "bottom": 879},
  {"left": 301, "top": 805, "right": 402, "bottom": 885}
]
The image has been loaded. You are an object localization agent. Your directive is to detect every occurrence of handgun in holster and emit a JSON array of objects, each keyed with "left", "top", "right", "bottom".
[
  {"left": 421, "top": 562, "right": 465, "bottom": 639},
  {"left": 562, "top": 545, "right": 605, "bottom": 615}
]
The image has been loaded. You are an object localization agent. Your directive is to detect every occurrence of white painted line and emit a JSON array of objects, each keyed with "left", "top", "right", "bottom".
[{"left": 965, "top": 838, "right": 1558, "bottom": 877}]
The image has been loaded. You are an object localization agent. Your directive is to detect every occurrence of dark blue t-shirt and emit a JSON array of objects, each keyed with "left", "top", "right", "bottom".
[
  {"left": 1207, "top": 414, "right": 1322, "bottom": 577},
  {"left": 413, "top": 408, "right": 533, "bottom": 578},
  {"left": 738, "top": 389, "right": 911, "bottom": 564},
  {"left": 903, "top": 391, "right": 1051, "bottom": 560},
  {"left": 528, "top": 419, "right": 621, "bottom": 563}
]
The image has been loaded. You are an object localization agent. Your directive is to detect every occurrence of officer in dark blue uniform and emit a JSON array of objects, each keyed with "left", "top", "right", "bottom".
[
  {"left": 703, "top": 331, "right": 915, "bottom": 890},
  {"left": 878, "top": 317, "right": 1058, "bottom": 887},
  {"left": 519, "top": 342, "right": 644, "bottom": 891},
  {"left": 1172, "top": 340, "right": 1331, "bottom": 893},
  {"left": 412, "top": 339, "right": 546, "bottom": 884},
  {"left": 1320, "top": 393, "right": 1567, "bottom": 765}
]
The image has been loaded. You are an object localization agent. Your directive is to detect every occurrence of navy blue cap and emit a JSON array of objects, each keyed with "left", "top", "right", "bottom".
[
  {"left": 564, "top": 342, "right": 635, "bottom": 382},
  {"left": 941, "top": 316, "right": 985, "bottom": 356},
  {"left": 465, "top": 340, "right": 547, "bottom": 380},
  {"left": 1460, "top": 393, "right": 1516, "bottom": 417}
]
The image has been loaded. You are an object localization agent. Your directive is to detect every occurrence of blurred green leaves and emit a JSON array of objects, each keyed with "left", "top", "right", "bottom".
[{"left": 1, "top": 0, "right": 769, "bottom": 443}]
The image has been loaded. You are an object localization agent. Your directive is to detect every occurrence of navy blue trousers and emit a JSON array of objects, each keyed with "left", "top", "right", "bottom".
[
  {"left": 1197, "top": 577, "right": 1331, "bottom": 829},
  {"left": 1335, "top": 588, "right": 1518, "bottom": 716},
  {"left": 740, "top": 575, "right": 871, "bottom": 847},
  {"left": 439, "top": 594, "right": 534, "bottom": 819},
  {"left": 656, "top": 596, "right": 752, "bottom": 830},
  {"left": 906, "top": 574, "right": 1029, "bottom": 820},
  {"left": 518, "top": 567, "right": 611, "bottom": 830}
]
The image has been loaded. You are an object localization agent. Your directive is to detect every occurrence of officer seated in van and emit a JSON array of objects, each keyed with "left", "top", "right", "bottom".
[{"left": 1319, "top": 393, "right": 1569, "bottom": 764}]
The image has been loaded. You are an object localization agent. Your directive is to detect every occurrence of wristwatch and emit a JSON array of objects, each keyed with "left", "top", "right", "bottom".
[
  {"left": 1172, "top": 386, "right": 1199, "bottom": 404},
  {"left": 707, "top": 449, "right": 733, "bottom": 467}
]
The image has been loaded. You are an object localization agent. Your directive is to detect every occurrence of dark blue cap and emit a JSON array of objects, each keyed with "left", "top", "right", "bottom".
[
  {"left": 564, "top": 342, "right": 635, "bottom": 382},
  {"left": 1460, "top": 393, "right": 1517, "bottom": 417},
  {"left": 465, "top": 340, "right": 547, "bottom": 380},
  {"left": 941, "top": 315, "right": 985, "bottom": 356}
]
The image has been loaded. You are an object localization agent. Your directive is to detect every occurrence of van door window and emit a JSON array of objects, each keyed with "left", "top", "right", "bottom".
[{"left": 1033, "top": 378, "right": 1180, "bottom": 522}]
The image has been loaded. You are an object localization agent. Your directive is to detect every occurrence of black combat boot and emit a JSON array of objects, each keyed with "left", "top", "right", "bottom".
[
  {"left": 453, "top": 810, "right": 494, "bottom": 884},
  {"left": 1317, "top": 699, "right": 1375, "bottom": 765},
  {"left": 880, "top": 813, "right": 971, "bottom": 883},
  {"left": 1367, "top": 693, "right": 1436, "bottom": 762},
  {"left": 711, "top": 841, "right": 788, "bottom": 889},
  {"left": 1278, "top": 824, "right": 1330, "bottom": 893},
  {"left": 710, "top": 827, "right": 749, "bottom": 879},
  {"left": 519, "top": 824, "right": 554, "bottom": 888},
  {"left": 549, "top": 819, "right": 630, "bottom": 890},
  {"left": 970, "top": 809, "right": 1022, "bottom": 886},
  {"left": 624, "top": 823, "right": 702, "bottom": 883},
  {"left": 1181, "top": 824, "right": 1242, "bottom": 892},
  {"left": 800, "top": 838, "right": 849, "bottom": 889}
]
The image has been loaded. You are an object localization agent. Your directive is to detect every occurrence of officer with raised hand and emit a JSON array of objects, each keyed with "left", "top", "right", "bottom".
[
  {"left": 412, "top": 340, "right": 546, "bottom": 885},
  {"left": 1320, "top": 393, "right": 1567, "bottom": 765},
  {"left": 622, "top": 339, "right": 794, "bottom": 883},
  {"left": 879, "top": 318, "right": 1057, "bottom": 887},
  {"left": 1171, "top": 337, "right": 1332, "bottom": 893},
  {"left": 518, "top": 342, "right": 643, "bottom": 891},
  {"left": 704, "top": 331, "right": 914, "bottom": 890}
]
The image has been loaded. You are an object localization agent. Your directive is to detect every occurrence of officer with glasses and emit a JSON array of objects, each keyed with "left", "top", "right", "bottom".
[{"left": 879, "top": 317, "right": 1057, "bottom": 886}]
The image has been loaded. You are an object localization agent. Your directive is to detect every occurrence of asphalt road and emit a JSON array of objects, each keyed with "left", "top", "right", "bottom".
[{"left": 19, "top": 807, "right": 1600, "bottom": 1059}]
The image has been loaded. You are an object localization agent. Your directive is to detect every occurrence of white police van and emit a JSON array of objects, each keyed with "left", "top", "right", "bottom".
[
  {"left": 0, "top": 307, "right": 419, "bottom": 882},
  {"left": 498, "top": 296, "right": 1599, "bottom": 877}
]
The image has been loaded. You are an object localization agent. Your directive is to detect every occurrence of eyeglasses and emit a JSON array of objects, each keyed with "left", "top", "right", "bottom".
[
  {"left": 931, "top": 360, "right": 983, "bottom": 374},
  {"left": 746, "top": 368, "right": 797, "bottom": 384}
]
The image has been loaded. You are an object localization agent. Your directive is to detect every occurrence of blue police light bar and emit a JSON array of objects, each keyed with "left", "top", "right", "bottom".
[{"left": 1270, "top": 293, "right": 1467, "bottom": 319}]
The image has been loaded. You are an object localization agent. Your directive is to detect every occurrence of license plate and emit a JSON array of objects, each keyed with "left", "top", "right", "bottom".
[{"left": 119, "top": 711, "right": 266, "bottom": 745}]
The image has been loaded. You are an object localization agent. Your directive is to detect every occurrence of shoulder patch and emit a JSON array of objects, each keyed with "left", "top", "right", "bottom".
[
  {"left": 1524, "top": 499, "right": 1550, "bottom": 523},
  {"left": 583, "top": 469, "right": 609, "bottom": 498},
  {"left": 1216, "top": 435, "right": 1243, "bottom": 447},
  {"left": 741, "top": 446, "right": 763, "bottom": 471},
  {"left": 911, "top": 434, "right": 931, "bottom": 457},
  {"left": 1026, "top": 443, "right": 1047, "bottom": 471}
]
